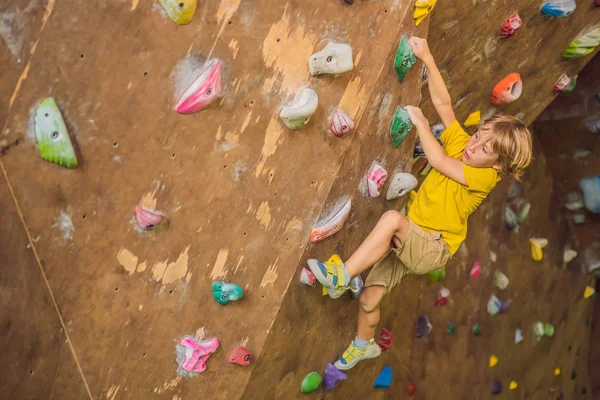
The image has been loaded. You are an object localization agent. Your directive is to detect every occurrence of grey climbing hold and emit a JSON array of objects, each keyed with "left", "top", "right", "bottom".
[
  {"left": 566, "top": 191, "right": 584, "bottom": 211},
  {"left": 386, "top": 173, "right": 418, "bottom": 200},
  {"left": 309, "top": 42, "right": 353, "bottom": 76},
  {"left": 515, "top": 328, "right": 524, "bottom": 344}
]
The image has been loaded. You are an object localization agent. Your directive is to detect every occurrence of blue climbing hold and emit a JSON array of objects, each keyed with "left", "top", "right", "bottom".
[
  {"left": 541, "top": 1, "right": 576, "bottom": 18},
  {"left": 579, "top": 176, "right": 600, "bottom": 214},
  {"left": 374, "top": 365, "right": 393, "bottom": 389}
]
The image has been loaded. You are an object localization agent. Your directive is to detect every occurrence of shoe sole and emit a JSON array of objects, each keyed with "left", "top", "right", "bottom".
[
  {"left": 307, "top": 259, "right": 336, "bottom": 289},
  {"left": 334, "top": 344, "right": 382, "bottom": 371}
]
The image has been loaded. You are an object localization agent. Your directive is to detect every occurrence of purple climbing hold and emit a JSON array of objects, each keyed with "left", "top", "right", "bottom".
[
  {"left": 416, "top": 315, "right": 432, "bottom": 338},
  {"left": 500, "top": 301, "right": 511, "bottom": 314},
  {"left": 323, "top": 363, "right": 348, "bottom": 391},
  {"left": 491, "top": 380, "right": 502, "bottom": 395}
]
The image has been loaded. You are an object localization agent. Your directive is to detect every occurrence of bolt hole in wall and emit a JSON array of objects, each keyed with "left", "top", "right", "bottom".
[
  {"left": 114, "top": 287, "right": 119, "bottom": 292},
  {"left": 143, "top": 353, "right": 147, "bottom": 357},
  {"left": 82, "top": 214, "right": 86, "bottom": 220},
  {"left": 169, "top": 290, "right": 173, "bottom": 294},
  {"left": 80, "top": 54, "right": 84, "bottom": 59},
  {"left": 223, "top": 165, "right": 227, "bottom": 169},
  {"left": 144, "top": 72, "right": 148, "bottom": 76},
  {"left": 276, "top": 38, "right": 280, "bottom": 42},
  {"left": 33, "top": 235, "right": 39, "bottom": 242},
  {"left": 113, "top": 142, "right": 118, "bottom": 148},
  {"left": 29, "top": 370, "right": 33, "bottom": 375},
  {"left": 171, "top": 153, "right": 176, "bottom": 159},
  {"left": 243, "top": 232, "right": 247, "bottom": 236}
]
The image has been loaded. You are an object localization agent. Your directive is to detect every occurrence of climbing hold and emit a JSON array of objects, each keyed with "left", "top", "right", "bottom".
[
  {"left": 407, "top": 382, "right": 417, "bottom": 396},
  {"left": 579, "top": 176, "right": 600, "bottom": 213},
  {"left": 516, "top": 201, "right": 531, "bottom": 224},
  {"left": 374, "top": 365, "right": 393, "bottom": 388},
  {"left": 573, "top": 213, "right": 586, "bottom": 225},
  {"left": 491, "top": 73, "right": 523, "bottom": 105},
  {"left": 529, "top": 238, "right": 548, "bottom": 261},
  {"left": 415, "top": 123, "right": 444, "bottom": 156},
  {"left": 501, "top": 301, "right": 512, "bottom": 314},
  {"left": 470, "top": 261, "right": 481, "bottom": 279},
  {"left": 585, "top": 119, "right": 600, "bottom": 134},
  {"left": 434, "top": 287, "right": 450, "bottom": 307},
  {"left": 541, "top": 0, "right": 576, "bottom": 18},
  {"left": 390, "top": 106, "right": 413, "bottom": 148},
  {"left": 228, "top": 346, "right": 253, "bottom": 366},
  {"left": 394, "top": 36, "right": 417, "bottom": 82},
  {"left": 566, "top": 191, "right": 584, "bottom": 211},
  {"left": 378, "top": 328, "right": 393, "bottom": 351},
  {"left": 158, "top": 0, "right": 197, "bottom": 24},
  {"left": 386, "top": 173, "right": 418, "bottom": 201},
  {"left": 544, "top": 323, "right": 555, "bottom": 337},
  {"left": 301, "top": 371, "right": 322, "bottom": 393},
  {"left": 300, "top": 268, "right": 317, "bottom": 286},
  {"left": 464, "top": 111, "right": 481, "bottom": 127},
  {"left": 176, "top": 336, "right": 219, "bottom": 376},
  {"left": 490, "top": 251, "right": 497, "bottom": 262},
  {"left": 420, "top": 163, "right": 432, "bottom": 177},
  {"left": 500, "top": 14, "right": 522, "bottom": 38},
  {"left": 487, "top": 295, "right": 502, "bottom": 316},
  {"left": 349, "top": 275, "right": 364, "bottom": 300},
  {"left": 330, "top": 110, "right": 355, "bottom": 137},
  {"left": 212, "top": 281, "right": 243, "bottom": 305},
  {"left": 489, "top": 355, "right": 499, "bottom": 367},
  {"left": 504, "top": 205, "right": 518, "bottom": 230},
  {"left": 427, "top": 267, "right": 445, "bottom": 282},
  {"left": 515, "top": 328, "right": 524, "bottom": 343},
  {"left": 34, "top": 98, "right": 78, "bottom": 168},
  {"left": 554, "top": 73, "right": 577, "bottom": 93},
  {"left": 510, "top": 381, "right": 518, "bottom": 390},
  {"left": 564, "top": 249, "right": 578, "bottom": 264},
  {"left": 175, "top": 59, "right": 222, "bottom": 114},
  {"left": 554, "top": 367, "right": 561, "bottom": 376},
  {"left": 279, "top": 88, "right": 319, "bottom": 130},
  {"left": 413, "top": 0, "right": 437, "bottom": 26},
  {"left": 584, "top": 286, "right": 595, "bottom": 299},
  {"left": 309, "top": 42, "right": 353, "bottom": 76},
  {"left": 416, "top": 315, "right": 432, "bottom": 338},
  {"left": 491, "top": 380, "right": 502, "bottom": 395},
  {"left": 365, "top": 163, "right": 388, "bottom": 198},
  {"left": 571, "top": 370, "right": 577, "bottom": 379},
  {"left": 473, "top": 323, "right": 482, "bottom": 336},
  {"left": 310, "top": 198, "right": 351, "bottom": 243},
  {"left": 562, "top": 27, "right": 600, "bottom": 58},
  {"left": 507, "top": 180, "right": 522, "bottom": 201},
  {"left": 534, "top": 321, "right": 545, "bottom": 339},
  {"left": 135, "top": 206, "right": 165, "bottom": 230},
  {"left": 447, "top": 322, "right": 456, "bottom": 334},
  {"left": 494, "top": 271, "right": 509, "bottom": 290},
  {"left": 323, "top": 363, "right": 348, "bottom": 391}
]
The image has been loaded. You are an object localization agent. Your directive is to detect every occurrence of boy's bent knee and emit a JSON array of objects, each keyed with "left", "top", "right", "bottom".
[
  {"left": 380, "top": 210, "right": 408, "bottom": 231},
  {"left": 359, "top": 287, "right": 385, "bottom": 313}
]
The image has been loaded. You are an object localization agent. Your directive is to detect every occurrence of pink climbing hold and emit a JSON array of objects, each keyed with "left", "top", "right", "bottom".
[
  {"left": 228, "top": 346, "right": 253, "bottom": 366},
  {"left": 174, "top": 58, "right": 222, "bottom": 114},
  {"left": 379, "top": 328, "right": 393, "bottom": 351},
  {"left": 300, "top": 268, "right": 317, "bottom": 286},
  {"left": 176, "top": 336, "right": 219, "bottom": 374},
  {"left": 366, "top": 163, "right": 388, "bottom": 198},
  {"left": 135, "top": 206, "right": 165, "bottom": 230},
  {"left": 554, "top": 74, "right": 575, "bottom": 93},
  {"left": 470, "top": 261, "right": 481, "bottom": 279},
  {"left": 330, "top": 110, "right": 355, "bottom": 137},
  {"left": 500, "top": 14, "right": 522, "bottom": 38},
  {"left": 310, "top": 198, "right": 352, "bottom": 243}
]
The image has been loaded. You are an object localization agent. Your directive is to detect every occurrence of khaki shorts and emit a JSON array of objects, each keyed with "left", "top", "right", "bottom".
[{"left": 365, "top": 220, "right": 451, "bottom": 293}]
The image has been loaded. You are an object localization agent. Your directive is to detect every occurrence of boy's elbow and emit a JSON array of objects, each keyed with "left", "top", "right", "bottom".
[{"left": 428, "top": 153, "right": 445, "bottom": 170}]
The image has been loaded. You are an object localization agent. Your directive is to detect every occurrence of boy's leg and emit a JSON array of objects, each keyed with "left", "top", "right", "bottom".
[
  {"left": 334, "top": 286, "right": 385, "bottom": 371},
  {"left": 307, "top": 211, "right": 410, "bottom": 289}
]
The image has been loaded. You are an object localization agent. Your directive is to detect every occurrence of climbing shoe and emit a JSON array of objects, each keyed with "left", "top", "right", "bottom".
[
  {"left": 307, "top": 255, "right": 349, "bottom": 290},
  {"left": 334, "top": 339, "right": 381, "bottom": 371}
]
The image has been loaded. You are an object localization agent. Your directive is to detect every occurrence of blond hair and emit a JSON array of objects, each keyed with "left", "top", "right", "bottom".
[{"left": 479, "top": 115, "right": 532, "bottom": 181}]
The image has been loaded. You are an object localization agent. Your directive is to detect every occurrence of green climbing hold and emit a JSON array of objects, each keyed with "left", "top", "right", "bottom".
[
  {"left": 566, "top": 78, "right": 577, "bottom": 92},
  {"left": 390, "top": 106, "right": 413, "bottom": 148},
  {"left": 427, "top": 267, "right": 445, "bottom": 282},
  {"left": 447, "top": 322, "right": 456, "bottom": 334},
  {"left": 34, "top": 98, "right": 78, "bottom": 168},
  {"left": 562, "top": 27, "right": 600, "bottom": 59},
  {"left": 301, "top": 371, "right": 322, "bottom": 393},
  {"left": 544, "top": 323, "right": 555, "bottom": 337},
  {"left": 473, "top": 323, "right": 482, "bottom": 336},
  {"left": 394, "top": 36, "right": 417, "bottom": 82}
]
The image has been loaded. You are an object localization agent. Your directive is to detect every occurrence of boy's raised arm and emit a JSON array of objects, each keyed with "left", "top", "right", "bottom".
[{"left": 409, "top": 37, "right": 456, "bottom": 128}]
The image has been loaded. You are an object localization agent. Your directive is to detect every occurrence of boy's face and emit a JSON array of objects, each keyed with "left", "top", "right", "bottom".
[{"left": 462, "top": 127, "right": 500, "bottom": 169}]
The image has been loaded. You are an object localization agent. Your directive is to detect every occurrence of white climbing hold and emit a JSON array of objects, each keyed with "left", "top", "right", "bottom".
[
  {"left": 279, "top": 88, "right": 319, "bottom": 130},
  {"left": 386, "top": 173, "right": 418, "bottom": 200},
  {"left": 494, "top": 271, "right": 509, "bottom": 290},
  {"left": 308, "top": 42, "right": 353, "bottom": 76},
  {"left": 487, "top": 295, "right": 502, "bottom": 316},
  {"left": 564, "top": 249, "right": 578, "bottom": 264},
  {"left": 514, "top": 328, "right": 524, "bottom": 344}
]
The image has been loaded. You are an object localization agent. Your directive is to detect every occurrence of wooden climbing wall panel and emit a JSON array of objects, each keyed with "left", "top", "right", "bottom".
[
  {"left": 421, "top": 0, "right": 600, "bottom": 127},
  {"left": 0, "top": 0, "right": 427, "bottom": 398}
]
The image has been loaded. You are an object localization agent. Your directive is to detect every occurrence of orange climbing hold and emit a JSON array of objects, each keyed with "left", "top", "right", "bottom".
[{"left": 491, "top": 73, "right": 523, "bottom": 105}]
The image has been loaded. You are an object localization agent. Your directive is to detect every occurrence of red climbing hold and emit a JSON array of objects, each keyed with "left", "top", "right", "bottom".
[
  {"left": 408, "top": 382, "right": 417, "bottom": 396},
  {"left": 500, "top": 14, "right": 522, "bottom": 38},
  {"left": 228, "top": 346, "right": 253, "bottom": 366},
  {"left": 379, "top": 328, "right": 393, "bottom": 351}
]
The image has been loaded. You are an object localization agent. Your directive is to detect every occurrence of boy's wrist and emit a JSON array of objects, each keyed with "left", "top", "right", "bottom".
[{"left": 421, "top": 54, "right": 434, "bottom": 66}]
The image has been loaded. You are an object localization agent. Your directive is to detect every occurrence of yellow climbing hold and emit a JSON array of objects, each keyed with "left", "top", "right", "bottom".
[
  {"left": 529, "top": 238, "right": 548, "bottom": 262},
  {"left": 413, "top": 0, "right": 437, "bottom": 26},
  {"left": 158, "top": 0, "right": 197, "bottom": 25},
  {"left": 554, "top": 368, "right": 561, "bottom": 376},
  {"left": 464, "top": 111, "right": 481, "bottom": 127},
  {"left": 509, "top": 381, "right": 518, "bottom": 390},
  {"left": 489, "top": 355, "right": 499, "bottom": 367},
  {"left": 584, "top": 286, "right": 595, "bottom": 299}
]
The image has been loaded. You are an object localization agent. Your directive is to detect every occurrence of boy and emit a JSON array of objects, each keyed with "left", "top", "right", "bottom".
[{"left": 307, "top": 36, "right": 533, "bottom": 370}]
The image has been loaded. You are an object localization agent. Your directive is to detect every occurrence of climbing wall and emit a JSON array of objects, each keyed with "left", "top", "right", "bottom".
[{"left": 420, "top": 0, "right": 600, "bottom": 127}]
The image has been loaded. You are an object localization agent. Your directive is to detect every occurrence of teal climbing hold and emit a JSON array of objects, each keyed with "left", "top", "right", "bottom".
[
  {"left": 394, "top": 36, "right": 417, "bottom": 82},
  {"left": 212, "top": 281, "right": 243, "bottom": 305},
  {"left": 390, "top": 106, "right": 413, "bottom": 148},
  {"left": 301, "top": 371, "right": 322, "bottom": 393},
  {"left": 374, "top": 365, "right": 393, "bottom": 389}
]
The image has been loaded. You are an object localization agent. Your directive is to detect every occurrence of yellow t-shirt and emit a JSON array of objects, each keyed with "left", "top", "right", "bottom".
[{"left": 407, "top": 120, "right": 500, "bottom": 255}]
